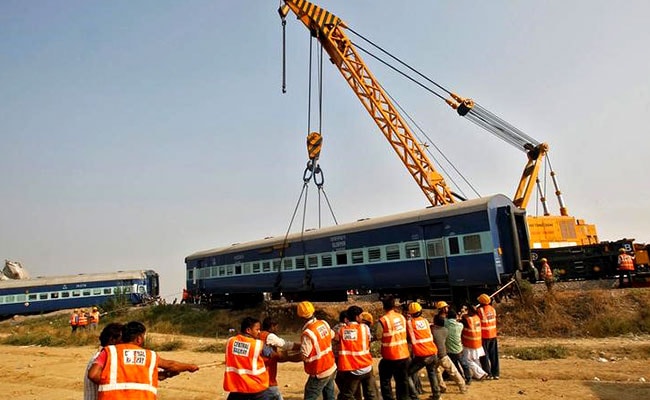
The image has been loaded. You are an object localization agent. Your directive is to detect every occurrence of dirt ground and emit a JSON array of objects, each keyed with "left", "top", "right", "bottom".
[{"left": 2, "top": 334, "right": 649, "bottom": 400}]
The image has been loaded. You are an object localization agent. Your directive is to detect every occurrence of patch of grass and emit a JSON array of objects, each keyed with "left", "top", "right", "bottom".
[
  {"left": 504, "top": 345, "right": 569, "bottom": 360},
  {"left": 195, "top": 343, "right": 225, "bottom": 353},
  {"left": 148, "top": 339, "right": 185, "bottom": 352},
  {"left": 1, "top": 327, "right": 97, "bottom": 347}
]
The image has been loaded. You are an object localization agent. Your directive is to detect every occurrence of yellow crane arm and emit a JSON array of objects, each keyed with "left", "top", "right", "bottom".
[{"left": 280, "top": 0, "right": 455, "bottom": 207}]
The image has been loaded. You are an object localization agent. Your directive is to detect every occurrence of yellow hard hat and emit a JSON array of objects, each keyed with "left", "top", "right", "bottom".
[
  {"left": 74, "top": 309, "right": 79, "bottom": 312},
  {"left": 297, "top": 301, "right": 315, "bottom": 318},
  {"left": 540, "top": 258, "right": 548, "bottom": 262},
  {"left": 360, "top": 311, "right": 374, "bottom": 325},
  {"left": 92, "top": 306, "right": 98, "bottom": 311},
  {"left": 436, "top": 301, "right": 448, "bottom": 309},
  {"left": 618, "top": 248, "right": 626, "bottom": 253},
  {"left": 478, "top": 294, "right": 491, "bottom": 305},
  {"left": 408, "top": 302, "right": 423, "bottom": 315}
]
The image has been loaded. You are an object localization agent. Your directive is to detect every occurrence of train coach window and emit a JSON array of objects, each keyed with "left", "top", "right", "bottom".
[
  {"left": 226, "top": 266, "right": 234, "bottom": 276},
  {"left": 295, "top": 258, "right": 305, "bottom": 269},
  {"left": 308, "top": 256, "right": 319, "bottom": 268},
  {"left": 51, "top": 292, "right": 60, "bottom": 299},
  {"left": 252, "top": 263, "right": 260, "bottom": 273},
  {"left": 426, "top": 239, "right": 445, "bottom": 258},
  {"left": 219, "top": 266, "right": 225, "bottom": 276},
  {"left": 103, "top": 288, "right": 112, "bottom": 295},
  {"left": 82, "top": 290, "right": 91, "bottom": 296},
  {"left": 39, "top": 293, "right": 48, "bottom": 300},
  {"left": 28, "top": 294, "right": 37, "bottom": 301},
  {"left": 321, "top": 254, "right": 333, "bottom": 267},
  {"left": 92, "top": 289, "right": 101, "bottom": 295},
  {"left": 336, "top": 252, "right": 348, "bottom": 265},
  {"left": 262, "top": 261, "right": 271, "bottom": 272},
  {"left": 368, "top": 248, "right": 381, "bottom": 262},
  {"left": 405, "top": 242, "right": 421, "bottom": 258},
  {"left": 61, "top": 292, "right": 71, "bottom": 298},
  {"left": 448, "top": 237, "right": 460, "bottom": 255},
  {"left": 6, "top": 295, "right": 15, "bottom": 303},
  {"left": 386, "top": 245, "right": 401, "bottom": 260},
  {"left": 72, "top": 291, "right": 81, "bottom": 297},
  {"left": 352, "top": 250, "right": 364, "bottom": 264},
  {"left": 463, "top": 234, "right": 482, "bottom": 253},
  {"left": 273, "top": 260, "right": 281, "bottom": 271},
  {"left": 0, "top": 297, "right": 4, "bottom": 304},
  {"left": 17, "top": 294, "right": 26, "bottom": 302},
  {"left": 283, "top": 259, "right": 294, "bottom": 271}
]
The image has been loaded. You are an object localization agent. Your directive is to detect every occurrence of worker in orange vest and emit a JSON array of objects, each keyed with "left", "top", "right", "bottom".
[
  {"left": 618, "top": 248, "right": 635, "bottom": 288},
  {"left": 539, "top": 258, "right": 554, "bottom": 291},
  {"left": 87, "top": 321, "right": 199, "bottom": 399},
  {"left": 461, "top": 305, "right": 488, "bottom": 381},
  {"left": 335, "top": 305, "right": 377, "bottom": 400},
  {"left": 70, "top": 309, "right": 80, "bottom": 333},
  {"left": 377, "top": 295, "right": 410, "bottom": 400},
  {"left": 224, "top": 317, "right": 273, "bottom": 399},
  {"left": 77, "top": 309, "right": 89, "bottom": 331},
  {"left": 298, "top": 301, "right": 337, "bottom": 400},
  {"left": 89, "top": 306, "right": 101, "bottom": 330},
  {"left": 406, "top": 301, "right": 440, "bottom": 400},
  {"left": 477, "top": 294, "right": 499, "bottom": 380}
]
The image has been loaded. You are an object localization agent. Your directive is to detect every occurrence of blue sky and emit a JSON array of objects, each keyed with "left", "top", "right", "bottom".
[{"left": 2, "top": 0, "right": 649, "bottom": 300}]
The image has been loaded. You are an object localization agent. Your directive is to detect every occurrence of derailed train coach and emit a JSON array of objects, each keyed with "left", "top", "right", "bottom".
[
  {"left": 185, "top": 194, "right": 532, "bottom": 307},
  {"left": 0, "top": 270, "right": 159, "bottom": 318}
]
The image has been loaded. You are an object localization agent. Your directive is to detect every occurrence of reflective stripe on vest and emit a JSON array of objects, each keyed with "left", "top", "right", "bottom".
[
  {"left": 477, "top": 305, "right": 497, "bottom": 339},
  {"left": 259, "top": 331, "right": 278, "bottom": 386},
  {"left": 98, "top": 344, "right": 157, "bottom": 400},
  {"left": 78, "top": 314, "right": 88, "bottom": 326},
  {"left": 338, "top": 323, "right": 372, "bottom": 371},
  {"left": 223, "top": 334, "right": 269, "bottom": 393},
  {"left": 379, "top": 311, "right": 409, "bottom": 360},
  {"left": 619, "top": 254, "right": 634, "bottom": 271},
  {"left": 461, "top": 315, "right": 482, "bottom": 349},
  {"left": 406, "top": 316, "right": 438, "bottom": 357},
  {"left": 302, "top": 319, "right": 335, "bottom": 376}
]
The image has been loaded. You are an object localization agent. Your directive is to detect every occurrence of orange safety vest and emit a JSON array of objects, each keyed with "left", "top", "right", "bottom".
[
  {"left": 258, "top": 331, "right": 278, "bottom": 387},
  {"left": 224, "top": 334, "right": 269, "bottom": 394},
  {"left": 78, "top": 313, "right": 88, "bottom": 326},
  {"left": 337, "top": 323, "right": 373, "bottom": 371},
  {"left": 461, "top": 315, "right": 482, "bottom": 350},
  {"left": 90, "top": 311, "right": 100, "bottom": 324},
  {"left": 541, "top": 262, "right": 553, "bottom": 279},
  {"left": 406, "top": 316, "right": 438, "bottom": 357},
  {"left": 302, "top": 319, "right": 336, "bottom": 376},
  {"left": 619, "top": 254, "right": 634, "bottom": 271},
  {"left": 477, "top": 305, "right": 497, "bottom": 339},
  {"left": 379, "top": 310, "right": 410, "bottom": 360},
  {"left": 98, "top": 343, "right": 158, "bottom": 400},
  {"left": 70, "top": 313, "right": 78, "bottom": 326}
]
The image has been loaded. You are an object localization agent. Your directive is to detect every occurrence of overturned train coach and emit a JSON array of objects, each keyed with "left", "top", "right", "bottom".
[{"left": 185, "top": 194, "right": 532, "bottom": 307}]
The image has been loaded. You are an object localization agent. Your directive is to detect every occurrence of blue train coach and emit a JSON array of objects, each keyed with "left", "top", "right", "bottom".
[
  {"left": 185, "top": 195, "right": 531, "bottom": 306},
  {"left": 0, "top": 269, "right": 159, "bottom": 317}
]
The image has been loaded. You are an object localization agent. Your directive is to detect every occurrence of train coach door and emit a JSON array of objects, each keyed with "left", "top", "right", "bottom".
[
  {"left": 423, "top": 223, "right": 448, "bottom": 279},
  {"left": 496, "top": 206, "right": 529, "bottom": 277}
]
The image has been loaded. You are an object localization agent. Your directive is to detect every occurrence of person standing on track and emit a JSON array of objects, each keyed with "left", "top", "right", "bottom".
[
  {"left": 539, "top": 258, "right": 554, "bottom": 292},
  {"left": 618, "top": 248, "right": 635, "bottom": 288}
]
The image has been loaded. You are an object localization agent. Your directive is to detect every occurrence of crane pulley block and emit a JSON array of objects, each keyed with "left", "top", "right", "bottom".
[{"left": 307, "top": 131, "right": 322, "bottom": 160}]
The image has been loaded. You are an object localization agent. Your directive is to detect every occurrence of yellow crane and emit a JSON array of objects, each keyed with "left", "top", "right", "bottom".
[{"left": 279, "top": 0, "right": 597, "bottom": 249}]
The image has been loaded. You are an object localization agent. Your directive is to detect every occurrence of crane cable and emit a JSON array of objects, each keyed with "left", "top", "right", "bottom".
[{"left": 348, "top": 27, "right": 540, "bottom": 153}]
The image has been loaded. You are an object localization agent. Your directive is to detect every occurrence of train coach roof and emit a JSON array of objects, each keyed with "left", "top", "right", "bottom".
[
  {"left": 0, "top": 269, "right": 156, "bottom": 290},
  {"left": 186, "top": 194, "right": 516, "bottom": 260}
]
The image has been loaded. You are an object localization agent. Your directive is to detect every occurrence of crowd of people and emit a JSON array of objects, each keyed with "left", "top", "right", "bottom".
[
  {"left": 224, "top": 295, "right": 501, "bottom": 400},
  {"left": 70, "top": 306, "right": 101, "bottom": 332},
  {"left": 76, "top": 294, "right": 501, "bottom": 400}
]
